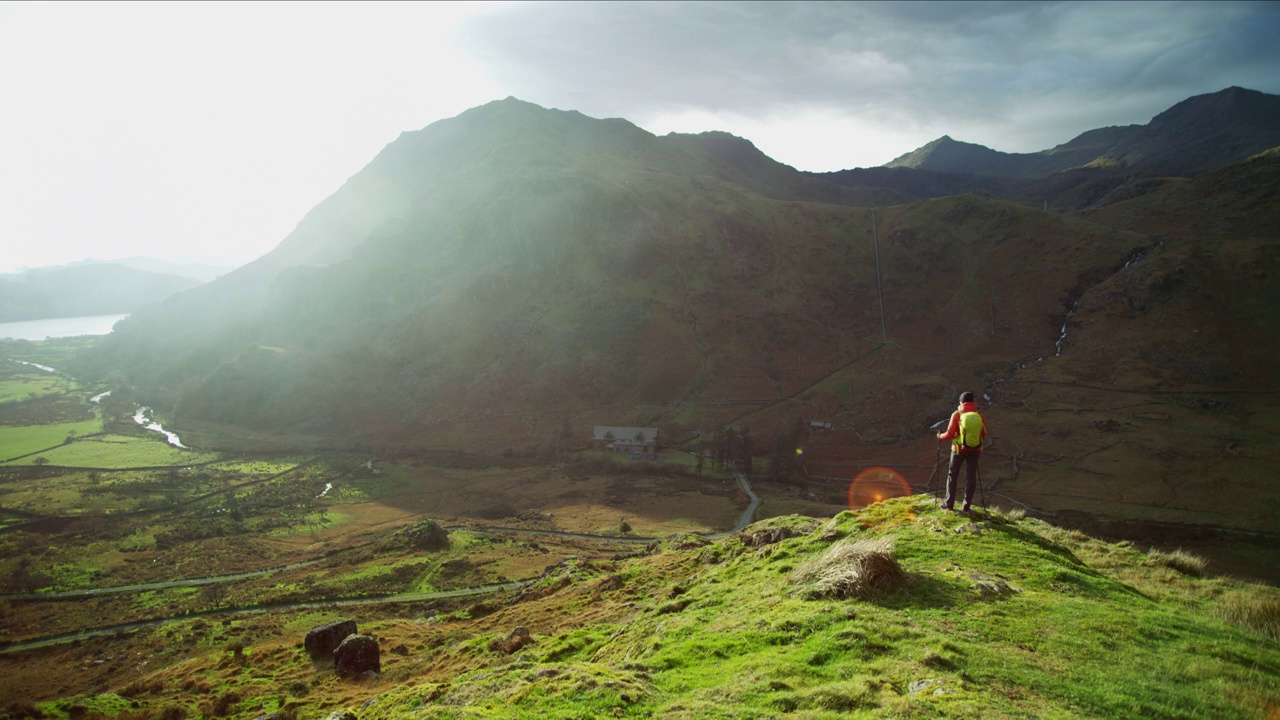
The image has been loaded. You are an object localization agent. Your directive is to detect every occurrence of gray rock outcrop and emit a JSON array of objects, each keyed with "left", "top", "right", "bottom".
[
  {"left": 334, "top": 634, "right": 381, "bottom": 677},
  {"left": 305, "top": 619, "right": 357, "bottom": 660}
]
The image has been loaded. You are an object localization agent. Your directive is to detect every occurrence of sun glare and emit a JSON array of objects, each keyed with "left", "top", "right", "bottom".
[{"left": 847, "top": 466, "right": 911, "bottom": 511}]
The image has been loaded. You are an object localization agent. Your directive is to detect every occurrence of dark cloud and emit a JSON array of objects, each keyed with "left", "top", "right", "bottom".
[{"left": 458, "top": 1, "right": 1280, "bottom": 155}]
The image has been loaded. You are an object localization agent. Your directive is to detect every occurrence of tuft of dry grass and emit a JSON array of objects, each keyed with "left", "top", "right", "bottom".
[
  {"left": 789, "top": 536, "right": 904, "bottom": 600},
  {"left": 1214, "top": 592, "right": 1280, "bottom": 641},
  {"left": 1147, "top": 548, "right": 1208, "bottom": 576}
]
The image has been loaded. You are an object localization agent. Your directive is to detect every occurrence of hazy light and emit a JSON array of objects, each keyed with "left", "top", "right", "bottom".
[{"left": 0, "top": 2, "right": 500, "bottom": 272}]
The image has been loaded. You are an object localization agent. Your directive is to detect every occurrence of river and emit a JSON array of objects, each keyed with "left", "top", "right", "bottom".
[
  {"left": 132, "top": 406, "right": 187, "bottom": 448},
  {"left": 0, "top": 314, "right": 128, "bottom": 341}
]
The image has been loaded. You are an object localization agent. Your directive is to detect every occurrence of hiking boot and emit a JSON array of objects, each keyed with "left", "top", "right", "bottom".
[
  {"left": 961, "top": 503, "right": 972, "bottom": 513},
  {"left": 941, "top": 503, "right": 954, "bottom": 511}
]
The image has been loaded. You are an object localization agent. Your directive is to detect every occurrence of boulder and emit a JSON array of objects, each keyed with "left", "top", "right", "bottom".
[
  {"left": 487, "top": 625, "right": 534, "bottom": 654},
  {"left": 403, "top": 520, "right": 450, "bottom": 551},
  {"left": 335, "top": 634, "right": 381, "bottom": 677},
  {"left": 305, "top": 619, "right": 357, "bottom": 661}
]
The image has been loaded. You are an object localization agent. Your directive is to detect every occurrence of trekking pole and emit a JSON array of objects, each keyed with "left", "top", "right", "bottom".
[
  {"left": 933, "top": 441, "right": 943, "bottom": 507},
  {"left": 977, "top": 462, "right": 987, "bottom": 513}
]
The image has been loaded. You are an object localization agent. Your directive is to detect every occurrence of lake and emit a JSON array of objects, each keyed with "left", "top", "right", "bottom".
[{"left": 0, "top": 314, "right": 129, "bottom": 341}]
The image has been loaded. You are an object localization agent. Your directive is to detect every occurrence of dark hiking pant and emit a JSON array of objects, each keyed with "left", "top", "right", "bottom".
[{"left": 944, "top": 450, "right": 979, "bottom": 508}]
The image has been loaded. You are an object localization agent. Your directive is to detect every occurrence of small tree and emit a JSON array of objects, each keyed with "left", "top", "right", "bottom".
[{"left": 32, "top": 456, "right": 48, "bottom": 467}]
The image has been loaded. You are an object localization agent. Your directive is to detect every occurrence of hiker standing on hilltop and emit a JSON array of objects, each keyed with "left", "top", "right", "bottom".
[{"left": 937, "top": 391, "right": 988, "bottom": 512}]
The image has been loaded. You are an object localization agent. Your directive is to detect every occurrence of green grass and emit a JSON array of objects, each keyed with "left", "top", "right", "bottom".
[
  {"left": 2, "top": 433, "right": 219, "bottom": 468},
  {"left": 0, "top": 376, "right": 64, "bottom": 403},
  {"left": 263, "top": 509, "right": 350, "bottom": 537},
  {"left": 354, "top": 496, "right": 1279, "bottom": 719},
  {"left": 0, "top": 418, "right": 103, "bottom": 461},
  {"left": 328, "top": 462, "right": 414, "bottom": 502},
  {"left": 205, "top": 457, "right": 311, "bottom": 475}
]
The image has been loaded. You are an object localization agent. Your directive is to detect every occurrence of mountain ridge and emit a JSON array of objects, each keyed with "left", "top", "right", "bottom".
[{"left": 882, "top": 86, "right": 1280, "bottom": 179}]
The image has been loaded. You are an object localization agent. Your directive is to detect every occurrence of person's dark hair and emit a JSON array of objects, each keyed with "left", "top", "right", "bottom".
[{"left": 959, "top": 391, "right": 975, "bottom": 404}]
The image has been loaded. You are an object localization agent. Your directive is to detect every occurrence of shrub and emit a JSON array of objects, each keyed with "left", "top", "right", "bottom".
[
  {"left": 1214, "top": 592, "right": 1280, "bottom": 641},
  {"left": 790, "top": 536, "right": 904, "bottom": 599},
  {"left": 1147, "top": 548, "right": 1208, "bottom": 576},
  {"left": 225, "top": 639, "right": 246, "bottom": 659}
]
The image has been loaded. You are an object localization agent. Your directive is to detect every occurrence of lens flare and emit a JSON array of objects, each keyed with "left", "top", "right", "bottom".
[{"left": 847, "top": 466, "right": 911, "bottom": 510}]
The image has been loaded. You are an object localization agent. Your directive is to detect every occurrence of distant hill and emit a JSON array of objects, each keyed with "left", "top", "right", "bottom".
[
  {"left": 86, "top": 256, "right": 235, "bottom": 283},
  {"left": 883, "top": 86, "right": 1280, "bottom": 179},
  {"left": 0, "top": 263, "right": 202, "bottom": 322},
  {"left": 882, "top": 128, "right": 1138, "bottom": 179}
]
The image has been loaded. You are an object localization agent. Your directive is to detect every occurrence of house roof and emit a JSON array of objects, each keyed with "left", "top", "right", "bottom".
[{"left": 592, "top": 426, "right": 658, "bottom": 443}]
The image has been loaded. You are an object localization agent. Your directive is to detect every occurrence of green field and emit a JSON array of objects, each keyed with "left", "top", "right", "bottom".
[
  {"left": 2, "top": 433, "right": 218, "bottom": 468},
  {"left": 0, "top": 418, "right": 103, "bottom": 461},
  {"left": 0, "top": 376, "right": 66, "bottom": 404},
  {"left": 205, "top": 457, "right": 311, "bottom": 475}
]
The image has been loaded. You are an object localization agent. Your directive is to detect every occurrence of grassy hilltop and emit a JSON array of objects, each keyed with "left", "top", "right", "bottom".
[
  {"left": 4, "top": 497, "right": 1276, "bottom": 719},
  {"left": 342, "top": 500, "right": 1280, "bottom": 719}
]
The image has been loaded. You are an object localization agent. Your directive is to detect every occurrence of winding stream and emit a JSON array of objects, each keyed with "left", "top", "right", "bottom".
[
  {"left": 132, "top": 406, "right": 186, "bottom": 448},
  {"left": 8, "top": 358, "right": 186, "bottom": 449},
  {"left": 11, "top": 359, "right": 57, "bottom": 374}
]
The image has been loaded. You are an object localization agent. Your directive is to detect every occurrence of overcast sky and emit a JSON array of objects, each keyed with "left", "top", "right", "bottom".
[{"left": 2, "top": 1, "right": 1277, "bottom": 273}]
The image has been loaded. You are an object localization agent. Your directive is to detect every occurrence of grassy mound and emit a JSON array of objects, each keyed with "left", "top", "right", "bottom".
[{"left": 350, "top": 498, "right": 1280, "bottom": 718}]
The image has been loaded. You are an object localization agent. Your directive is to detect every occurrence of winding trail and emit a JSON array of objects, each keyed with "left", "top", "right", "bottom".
[
  {"left": 0, "top": 472, "right": 762, "bottom": 654},
  {"left": 0, "top": 558, "right": 326, "bottom": 602},
  {"left": 0, "top": 582, "right": 526, "bottom": 654}
]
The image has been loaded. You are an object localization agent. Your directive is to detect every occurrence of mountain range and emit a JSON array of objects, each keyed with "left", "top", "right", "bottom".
[
  {"left": 77, "top": 87, "right": 1280, "bottom": 539},
  {"left": 882, "top": 86, "right": 1280, "bottom": 178}
]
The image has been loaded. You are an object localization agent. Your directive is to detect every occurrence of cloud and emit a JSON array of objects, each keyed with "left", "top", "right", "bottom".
[{"left": 459, "top": 1, "right": 1280, "bottom": 161}]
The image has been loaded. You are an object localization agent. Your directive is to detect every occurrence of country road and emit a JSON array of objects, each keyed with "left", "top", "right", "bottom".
[{"left": 0, "top": 472, "right": 762, "bottom": 654}]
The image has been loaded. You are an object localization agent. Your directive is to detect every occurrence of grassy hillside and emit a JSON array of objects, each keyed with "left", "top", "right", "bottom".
[{"left": 5, "top": 498, "right": 1276, "bottom": 719}]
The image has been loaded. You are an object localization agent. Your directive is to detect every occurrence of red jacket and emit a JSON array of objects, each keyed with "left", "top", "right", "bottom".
[{"left": 938, "top": 401, "right": 988, "bottom": 452}]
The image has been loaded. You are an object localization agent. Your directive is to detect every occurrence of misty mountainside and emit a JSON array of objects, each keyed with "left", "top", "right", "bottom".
[
  {"left": 81, "top": 98, "right": 1134, "bottom": 434},
  {"left": 77, "top": 95, "right": 1280, "bottom": 536},
  {"left": 874, "top": 86, "right": 1280, "bottom": 183},
  {"left": 0, "top": 262, "right": 202, "bottom": 323}
]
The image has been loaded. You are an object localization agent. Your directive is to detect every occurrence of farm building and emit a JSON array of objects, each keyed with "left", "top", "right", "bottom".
[{"left": 592, "top": 426, "right": 658, "bottom": 455}]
